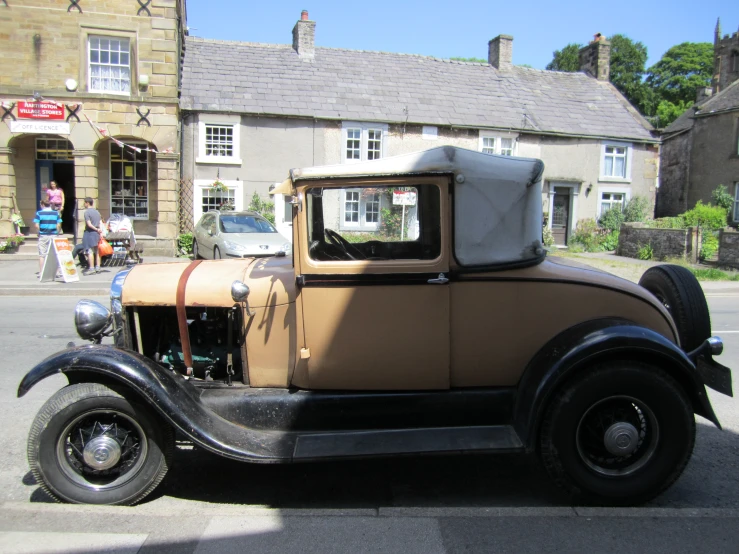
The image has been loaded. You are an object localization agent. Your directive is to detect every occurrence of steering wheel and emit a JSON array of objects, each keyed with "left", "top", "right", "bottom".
[{"left": 324, "top": 229, "right": 366, "bottom": 260}]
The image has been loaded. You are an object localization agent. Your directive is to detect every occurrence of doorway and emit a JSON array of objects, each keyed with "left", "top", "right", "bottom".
[
  {"left": 551, "top": 187, "right": 571, "bottom": 246},
  {"left": 36, "top": 160, "right": 76, "bottom": 234}
]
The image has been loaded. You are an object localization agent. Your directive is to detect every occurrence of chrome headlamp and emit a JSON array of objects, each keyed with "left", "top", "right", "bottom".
[{"left": 74, "top": 300, "right": 113, "bottom": 342}]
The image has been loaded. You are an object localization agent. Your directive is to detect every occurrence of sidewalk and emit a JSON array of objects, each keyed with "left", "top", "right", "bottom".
[{"left": 0, "top": 256, "right": 188, "bottom": 296}]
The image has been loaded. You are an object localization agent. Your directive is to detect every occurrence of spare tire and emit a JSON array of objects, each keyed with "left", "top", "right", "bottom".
[{"left": 638, "top": 265, "right": 711, "bottom": 351}]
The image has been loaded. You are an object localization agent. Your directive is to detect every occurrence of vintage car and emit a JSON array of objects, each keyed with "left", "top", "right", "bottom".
[{"left": 18, "top": 146, "right": 732, "bottom": 506}]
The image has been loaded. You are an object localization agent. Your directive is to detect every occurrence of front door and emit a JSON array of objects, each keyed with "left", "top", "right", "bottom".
[
  {"left": 35, "top": 161, "right": 75, "bottom": 233},
  {"left": 296, "top": 178, "right": 450, "bottom": 390},
  {"left": 551, "top": 188, "right": 571, "bottom": 246}
]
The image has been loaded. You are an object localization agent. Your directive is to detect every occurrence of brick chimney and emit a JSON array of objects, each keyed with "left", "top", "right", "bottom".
[
  {"left": 488, "top": 35, "right": 513, "bottom": 70},
  {"left": 579, "top": 33, "right": 611, "bottom": 81},
  {"left": 292, "top": 10, "right": 316, "bottom": 59}
]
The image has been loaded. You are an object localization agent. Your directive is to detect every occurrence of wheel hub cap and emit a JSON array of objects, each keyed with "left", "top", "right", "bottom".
[
  {"left": 603, "top": 422, "right": 639, "bottom": 456},
  {"left": 82, "top": 436, "right": 122, "bottom": 470}
]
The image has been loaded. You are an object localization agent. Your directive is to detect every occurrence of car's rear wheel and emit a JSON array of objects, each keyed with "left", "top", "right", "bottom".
[
  {"left": 539, "top": 361, "right": 695, "bottom": 505},
  {"left": 28, "top": 383, "right": 174, "bottom": 505},
  {"left": 213, "top": 246, "right": 221, "bottom": 259},
  {"left": 639, "top": 264, "right": 711, "bottom": 351},
  {"left": 192, "top": 240, "right": 200, "bottom": 259}
]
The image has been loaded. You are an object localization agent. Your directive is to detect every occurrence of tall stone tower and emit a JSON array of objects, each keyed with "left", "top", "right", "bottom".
[{"left": 712, "top": 18, "right": 739, "bottom": 93}]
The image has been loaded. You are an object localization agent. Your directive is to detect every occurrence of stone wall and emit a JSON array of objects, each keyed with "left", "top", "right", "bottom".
[
  {"left": 718, "top": 229, "right": 739, "bottom": 269},
  {"left": 617, "top": 222, "right": 700, "bottom": 262}
]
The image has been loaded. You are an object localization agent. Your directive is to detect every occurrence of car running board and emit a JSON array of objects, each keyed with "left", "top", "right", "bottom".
[{"left": 292, "top": 425, "right": 524, "bottom": 460}]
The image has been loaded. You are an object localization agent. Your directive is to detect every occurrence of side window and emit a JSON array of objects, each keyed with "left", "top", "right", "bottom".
[{"left": 306, "top": 184, "right": 441, "bottom": 262}]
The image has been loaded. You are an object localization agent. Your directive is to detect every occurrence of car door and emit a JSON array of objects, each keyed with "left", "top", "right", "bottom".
[
  {"left": 294, "top": 177, "right": 450, "bottom": 390},
  {"left": 195, "top": 213, "right": 214, "bottom": 258}
]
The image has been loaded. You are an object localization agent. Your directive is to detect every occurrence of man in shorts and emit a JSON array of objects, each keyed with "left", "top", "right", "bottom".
[
  {"left": 33, "top": 200, "right": 62, "bottom": 274},
  {"left": 82, "top": 197, "right": 102, "bottom": 275}
]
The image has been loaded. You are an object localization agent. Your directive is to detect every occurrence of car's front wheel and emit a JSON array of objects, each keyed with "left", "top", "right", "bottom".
[
  {"left": 192, "top": 240, "right": 200, "bottom": 259},
  {"left": 539, "top": 361, "right": 695, "bottom": 505},
  {"left": 28, "top": 383, "right": 174, "bottom": 505},
  {"left": 213, "top": 246, "right": 221, "bottom": 259}
]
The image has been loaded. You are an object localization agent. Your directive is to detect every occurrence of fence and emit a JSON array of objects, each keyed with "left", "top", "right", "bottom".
[{"left": 617, "top": 223, "right": 701, "bottom": 262}]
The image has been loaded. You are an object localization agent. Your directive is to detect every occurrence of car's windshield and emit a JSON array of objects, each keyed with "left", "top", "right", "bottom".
[{"left": 219, "top": 215, "right": 277, "bottom": 234}]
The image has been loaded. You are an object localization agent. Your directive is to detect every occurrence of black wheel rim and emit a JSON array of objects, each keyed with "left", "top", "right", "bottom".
[
  {"left": 575, "top": 395, "right": 659, "bottom": 477},
  {"left": 56, "top": 409, "right": 148, "bottom": 490}
]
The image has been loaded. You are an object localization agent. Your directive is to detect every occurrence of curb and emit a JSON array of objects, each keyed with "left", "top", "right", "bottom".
[{"left": 0, "top": 287, "right": 110, "bottom": 297}]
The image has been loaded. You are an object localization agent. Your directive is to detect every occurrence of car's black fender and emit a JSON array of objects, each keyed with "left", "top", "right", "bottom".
[
  {"left": 513, "top": 318, "right": 721, "bottom": 451},
  {"left": 17, "top": 345, "right": 295, "bottom": 463}
]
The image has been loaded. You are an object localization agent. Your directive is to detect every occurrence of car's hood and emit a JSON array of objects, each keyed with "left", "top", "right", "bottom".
[
  {"left": 120, "top": 257, "right": 296, "bottom": 308},
  {"left": 219, "top": 232, "right": 289, "bottom": 249}
]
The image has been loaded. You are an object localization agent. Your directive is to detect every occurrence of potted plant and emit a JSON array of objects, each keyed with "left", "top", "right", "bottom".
[{"left": 210, "top": 179, "right": 229, "bottom": 193}]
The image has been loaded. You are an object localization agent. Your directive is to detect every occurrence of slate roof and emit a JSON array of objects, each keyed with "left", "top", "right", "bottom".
[
  {"left": 181, "top": 37, "right": 655, "bottom": 142},
  {"left": 663, "top": 79, "right": 739, "bottom": 139}
]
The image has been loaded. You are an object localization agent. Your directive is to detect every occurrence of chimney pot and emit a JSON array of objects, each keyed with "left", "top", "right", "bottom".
[
  {"left": 301, "top": 10, "right": 309, "bottom": 21},
  {"left": 488, "top": 35, "right": 513, "bottom": 70}
]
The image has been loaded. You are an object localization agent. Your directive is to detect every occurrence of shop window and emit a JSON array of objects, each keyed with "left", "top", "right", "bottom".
[{"left": 110, "top": 142, "right": 148, "bottom": 219}]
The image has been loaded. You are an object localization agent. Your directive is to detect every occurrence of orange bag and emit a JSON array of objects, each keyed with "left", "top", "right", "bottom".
[{"left": 98, "top": 237, "right": 113, "bottom": 257}]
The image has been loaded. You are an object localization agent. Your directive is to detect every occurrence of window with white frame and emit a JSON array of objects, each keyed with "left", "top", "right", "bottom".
[
  {"left": 193, "top": 180, "right": 244, "bottom": 222},
  {"left": 479, "top": 132, "right": 516, "bottom": 156},
  {"left": 88, "top": 36, "right": 131, "bottom": 94},
  {"left": 600, "top": 142, "right": 632, "bottom": 181},
  {"left": 110, "top": 141, "right": 148, "bottom": 219},
  {"left": 600, "top": 192, "right": 626, "bottom": 215},
  {"left": 197, "top": 119, "right": 241, "bottom": 164},
  {"left": 341, "top": 189, "right": 381, "bottom": 231},
  {"left": 733, "top": 183, "right": 739, "bottom": 222},
  {"left": 341, "top": 122, "right": 388, "bottom": 163}
]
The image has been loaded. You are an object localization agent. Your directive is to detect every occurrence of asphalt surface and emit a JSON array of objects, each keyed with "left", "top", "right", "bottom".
[{"left": 0, "top": 275, "right": 738, "bottom": 552}]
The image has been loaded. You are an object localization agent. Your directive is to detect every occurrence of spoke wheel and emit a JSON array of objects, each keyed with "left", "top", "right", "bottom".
[
  {"left": 29, "top": 383, "right": 173, "bottom": 505},
  {"left": 539, "top": 361, "right": 695, "bottom": 505}
]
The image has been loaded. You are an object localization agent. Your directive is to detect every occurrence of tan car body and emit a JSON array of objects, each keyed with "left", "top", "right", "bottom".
[{"left": 121, "top": 173, "right": 677, "bottom": 392}]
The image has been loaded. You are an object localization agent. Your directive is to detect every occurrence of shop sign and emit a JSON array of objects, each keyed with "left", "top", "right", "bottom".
[
  {"left": 10, "top": 120, "right": 70, "bottom": 134},
  {"left": 18, "top": 101, "right": 64, "bottom": 120},
  {"left": 40, "top": 238, "right": 79, "bottom": 283}
]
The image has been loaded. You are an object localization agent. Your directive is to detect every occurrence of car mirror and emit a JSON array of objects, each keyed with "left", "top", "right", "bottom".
[{"left": 208, "top": 228, "right": 213, "bottom": 236}]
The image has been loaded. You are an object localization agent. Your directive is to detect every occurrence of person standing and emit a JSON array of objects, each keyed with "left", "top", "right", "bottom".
[
  {"left": 46, "top": 181, "right": 65, "bottom": 212},
  {"left": 82, "top": 197, "right": 102, "bottom": 275},
  {"left": 33, "top": 199, "right": 61, "bottom": 274}
]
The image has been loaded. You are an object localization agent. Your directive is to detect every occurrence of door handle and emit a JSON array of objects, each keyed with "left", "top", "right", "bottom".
[{"left": 428, "top": 273, "right": 449, "bottom": 285}]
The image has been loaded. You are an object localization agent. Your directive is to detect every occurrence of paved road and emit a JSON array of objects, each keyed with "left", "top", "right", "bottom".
[{"left": 0, "top": 295, "right": 738, "bottom": 552}]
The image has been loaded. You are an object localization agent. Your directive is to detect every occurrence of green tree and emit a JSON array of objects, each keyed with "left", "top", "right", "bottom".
[
  {"left": 608, "top": 34, "right": 649, "bottom": 109},
  {"left": 546, "top": 43, "right": 582, "bottom": 72},
  {"left": 645, "top": 42, "right": 713, "bottom": 106},
  {"left": 450, "top": 56, "right": 486, "bottom": 63}
]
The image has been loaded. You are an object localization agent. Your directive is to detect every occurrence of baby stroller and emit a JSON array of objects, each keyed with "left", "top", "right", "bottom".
[{"left": 103, "top": 214, "right": 138, "bottom": 266}]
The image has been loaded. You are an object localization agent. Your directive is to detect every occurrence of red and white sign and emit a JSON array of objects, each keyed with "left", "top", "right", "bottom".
[
  {"left": 392, "top": 189, "right": 417, "bottom": 207},
  {"left": 17, "top": 101, "right": 64, "bottom": 120}
]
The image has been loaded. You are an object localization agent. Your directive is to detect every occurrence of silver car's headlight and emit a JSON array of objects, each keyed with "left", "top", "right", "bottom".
[
  {"left": 280, "top": 242, "right": 292, "bottom": 253},
  {"left": 223, "top": 240, "right": 248, "bottom": 251},
  {"left": 75, "top": 300, "right": 113, "bottom": 341}
]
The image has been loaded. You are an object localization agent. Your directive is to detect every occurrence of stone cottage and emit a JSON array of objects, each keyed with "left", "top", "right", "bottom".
[
  {"left": 657, "top": 20, "right": 739, "bottom": 221},
  {"left": 181, "top": 12, "right": 658, "bottom": 246},
  {"left": 0, "top": 0, "right": 186, "bottom": 255}
]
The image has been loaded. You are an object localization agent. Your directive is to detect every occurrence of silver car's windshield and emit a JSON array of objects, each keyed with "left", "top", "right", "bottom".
[{"left": 219, "top": 215, "right": 277, "bottom": 234}]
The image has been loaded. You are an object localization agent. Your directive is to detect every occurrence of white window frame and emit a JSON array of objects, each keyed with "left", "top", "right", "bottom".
[
  {"left": 88, "top": 35, "right": 131, "bottom": 95},
  {"left": 600, "top": 141, "right": 633, "bottom": 183},
  {"left": 478, "top": 131, "right": 518, "bottom": 156},
  {"left": 193, "top": 179, "right": 244, "bottom": 222},
  {"left": 109, "top": 141, "right": 149, "bottom": 220},
  {"left": 341, "top": 122, "right": 388, "bottom": 163},
  {"left": 196, "top": 117, "right": 242, "bottom": 165},
  {"left": 339, "top": 188, "right": 382, "bottom": 232},
  {"left": 597, "top": 186, "right": 631, "bottom": 218}
]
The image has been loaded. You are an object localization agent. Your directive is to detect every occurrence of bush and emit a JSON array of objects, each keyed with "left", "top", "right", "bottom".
[
  {"left": 637, "top": 243, "right": 653, "bottom": 260},
  {"left": 690, "top": 268, "right": 739, "bottom": 281},
  {"left": 650, "top": 216, "right": 685, "bottom": 229},
  {"left": 601, "top": 230, "right": 619, "bottom": 251},
  {"left": 570, "top": 218, "right": 608, "bottom": 252},
  {"left": 177, "top": 232, "right": 194, "bottom": 256},
  {"left": 700, "top": 232, "right": 719, "bottom": 261},
  {"left": 682, "top": 201, "right": 727, "bottom": 231},
  {"left": 542, "top": 224, "right": 555, "bottom": 247},
  {"left": 622, "top": 196, "right": 651, "bottom": 223},
  {"left": 248, "top": 192, "right": 276, "bottom": 224},
  {"left": 598, "top": 208, "right": 625, "bottom": 232},
  {"left": 711, "top": 185, "right": 733, "bottom": 216}
]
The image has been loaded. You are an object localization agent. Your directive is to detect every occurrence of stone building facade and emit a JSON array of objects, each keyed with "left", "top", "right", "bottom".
[
  {"left": 657, "top": 20, "right": 739, "bottom": 221},
  {"left": 0, "top": 0, "right": 186, "bottom": 254},
  {"left": 181, "top": 14, "right": 657, "bottom": 247}
]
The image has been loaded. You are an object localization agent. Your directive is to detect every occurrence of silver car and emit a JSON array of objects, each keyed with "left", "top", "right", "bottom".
[{"left": 192, "top": 211, "right": 291, "bottom": 259}]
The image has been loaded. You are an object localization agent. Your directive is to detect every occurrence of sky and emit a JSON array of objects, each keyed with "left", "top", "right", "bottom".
[{"left": 185, "top": 0, "right": 737, "bottom": 70}]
